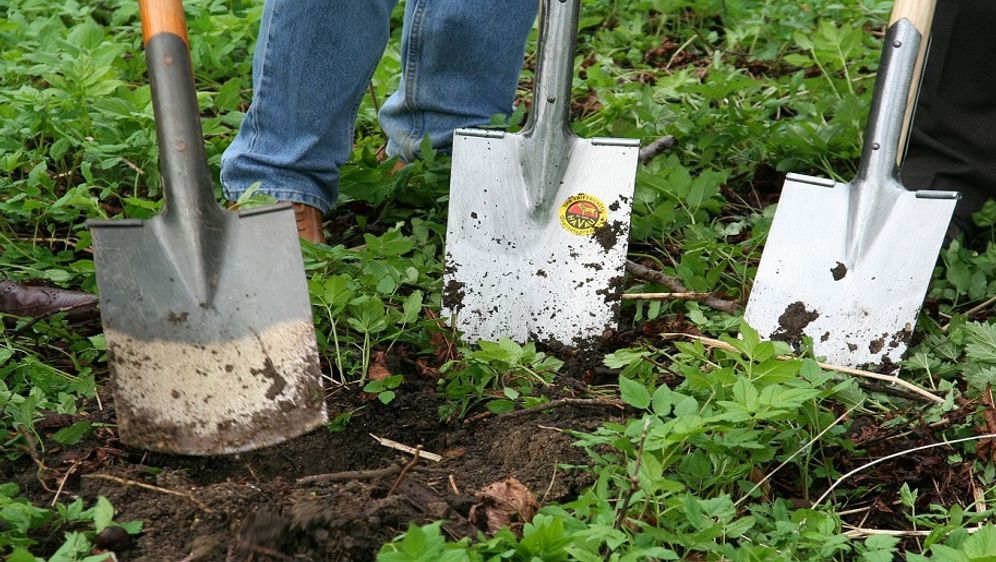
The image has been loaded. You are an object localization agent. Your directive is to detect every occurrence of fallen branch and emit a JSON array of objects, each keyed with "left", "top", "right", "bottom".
[
  {"left": 296, "top": 464, "right": 447, "bottom": 486},
  {"left": 82, "top": 473, "right": 212, "bottom": 513},
  {"left": 661, "top": 332, "right": 945, "bottom": 404},
  {"left": 638, "top": 135, "right": 677, "bottom": 165},
  {"left": 370, "top": 434, "right": 442, "bottom": 462},
  {"left": 621, "top": 292, "right": 712, "bottom": 302},
  {"left": 297, "top": 464, "right": 406, "bottom": 485},
  {"left": 464, "top": 398, "right": 625, "bottom": 425},
  {"left": 625, "top": 261, "right": 740, "bottom": 314}
]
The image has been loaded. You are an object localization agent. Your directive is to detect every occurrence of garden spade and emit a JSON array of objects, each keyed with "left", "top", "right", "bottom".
[
  {"left": 86, "top": 0, "right": 326, "bottom": 455},
  {"left": 744, "top": 0, "right": 959, "bottom": 369},
  {"left": 443, "top": 0, "right": 639, "bottom": 345}
]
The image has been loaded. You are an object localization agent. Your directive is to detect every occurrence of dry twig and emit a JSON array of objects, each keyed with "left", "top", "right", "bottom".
[
  {"left": 942, "top": 294, "right": 996, "bottom": 331},
  {"left": 843, "top": 525, "right": 989, "bottom": 539},
  {"left": 370, "top": 434, "right": 442, "bottom": 462},
  {"left": 812, "top": 433, "right": 996, "bottom": 508},
  {"left": 661, "top": 332, "right": 945, "bottom": 404},
  {"left": 296, "top": 464, "right": 448, "bottom": 486},
  {"left": 638, "top": 135, "right": 677, "bottom": 165},
  {"left": 297, "top": 464, "right": 405, "bottom": 485},
  {"left": 387, "top": 449, "right": 422, "bottom": 496},
  {"left": 621, "top": 292, "right": 713, "bottom": 301},
  {"left": 82, "top": 473, "right": 212, "bottom": 513},
  {"left": 541, "top": 462, "right": 559, "bottom": 505},
  {"left": 625, "top": 260, "right": 740, "bottom": 314},
  {"left": 51, "top": 459, "right": 84, "bottom": 506}
]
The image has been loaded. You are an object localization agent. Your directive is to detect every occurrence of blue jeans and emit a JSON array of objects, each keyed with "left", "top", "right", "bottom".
[{"left": 221, "top": 0, "right": 537, "bottom": 213}]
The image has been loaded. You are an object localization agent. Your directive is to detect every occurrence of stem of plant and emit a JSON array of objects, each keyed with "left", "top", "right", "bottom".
[{"left": 612, "top": 417, "right": 652, "bottom": 534}]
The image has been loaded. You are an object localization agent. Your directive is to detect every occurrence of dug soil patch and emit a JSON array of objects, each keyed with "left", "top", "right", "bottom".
[{"left": 4, "top": 378, "right": 615, "bottom": 561}]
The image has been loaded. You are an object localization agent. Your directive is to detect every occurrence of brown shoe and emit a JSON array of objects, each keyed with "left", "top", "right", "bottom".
[
  {"left": 293, "top": 203, "right": 325, "bottom": 244},
  {"left": 375, "top": 145, "right": 408, "bottom": 175}
]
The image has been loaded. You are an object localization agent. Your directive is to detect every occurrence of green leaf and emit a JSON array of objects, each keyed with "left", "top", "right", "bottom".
[
  {"left": 52, "top": 421, "right": 92, "bottom": 446},
  {"left": 965, "top": 322, "right": 996, "bottom": 363},
  {"left": 214, "top": 78, "right": 243, "bottom": 111},
  {"left": 91, "top": 496, "right": 114, "bottom": 532},
  {"left": 651, "top": 384, "right": 673, "bottom": 416},
  {"left": 861, "top": 533, "right": 900, "bottom": 562},
  {"left": 0, "top": 347, "right": 13, "bottom": 366},
  {"left": 6, "top": 548, "right": 39, "bottom": 562},
  {"left": 486, "top": 399, "right": 516, "bottom": 414},
  {"left": 401, "top": 291, "right": 423, "bottom": 324},
  {"left": 48, "top": 532, "right": 94, "bottom": 562},
  {"left": 603, "top": 348, "right": 647, "bottom": 369},
  {"left": 618, "top": 376, "right": 651, "bottom": 409},
  {"left": 378, "top": 521, "right": 466, "bottom": 562},
  {"left": 964, "top": 526, "right": 996, "bottom": 560}
]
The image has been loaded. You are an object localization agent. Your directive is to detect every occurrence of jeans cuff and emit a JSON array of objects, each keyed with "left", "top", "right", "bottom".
[{"left": 222, "top": 185, "right": 334, "bottom": 214}]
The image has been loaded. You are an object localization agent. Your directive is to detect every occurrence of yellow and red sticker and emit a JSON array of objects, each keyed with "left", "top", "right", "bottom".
[{"left": 559, "top": 194, "right": 607, "bottom": 236}]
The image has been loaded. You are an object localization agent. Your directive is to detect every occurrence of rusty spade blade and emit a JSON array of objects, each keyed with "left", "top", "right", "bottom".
[
  {"left": 744, "top": 1, "right": 959, "bottom": 369},
  {"left": 442, "top": 0, "right": 640, "bottom": 346},
  {"left": 86, "top": 0, "right": 326, "bottom": 455}
]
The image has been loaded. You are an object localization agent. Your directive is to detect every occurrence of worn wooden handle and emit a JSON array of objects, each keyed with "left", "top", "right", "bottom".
[
  {"left": 890, "top": 0, "right": 936, "bottom": 38},
  {"left": 890, "top": 0, "right": 936, "bottom": 163},
  {"left": 139, "top": 0, "right": 189, "bottom": 45}
]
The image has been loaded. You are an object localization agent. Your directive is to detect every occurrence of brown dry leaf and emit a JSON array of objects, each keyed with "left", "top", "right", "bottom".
[
  {"left": 415, "top": 358, "right": 440, "bottom": 379},
  {"left": 367, "top": 351, "right": 392, "bottom": 381},
  {"left": 469, "top": 477, "right": 540, "bottom": 536}
]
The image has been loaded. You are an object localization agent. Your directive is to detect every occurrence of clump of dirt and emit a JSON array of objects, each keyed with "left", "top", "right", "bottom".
[
  {"left": 830, "top": 262, "right": 847, "bottom": 281},
  {"left": 770, "top": 301, "right": 819, "bottom": 349},
  {"left": 592, "top": 220, "right": 627, "bottom": 252},
  {"left": 441, "top": 279, "right": 466, "bottom": 309}
]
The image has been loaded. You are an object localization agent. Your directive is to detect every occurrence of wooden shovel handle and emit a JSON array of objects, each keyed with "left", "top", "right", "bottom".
[
  {"left": 139, "top": 0, "right": 189, "bottom": 45},
  {"left": 890, "top": 0, "right": 936, "bottom": 37},
  {"left": 889, "top": 0, "right": 936, "bottom": 163}
]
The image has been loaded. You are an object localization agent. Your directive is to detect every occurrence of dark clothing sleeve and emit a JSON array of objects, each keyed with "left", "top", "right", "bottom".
[{"left": 901, "top": 0, "right": 996, "bottom": 236}]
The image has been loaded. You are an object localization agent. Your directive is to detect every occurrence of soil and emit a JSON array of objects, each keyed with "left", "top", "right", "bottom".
[
  {"left": 2, "top": 377, "right": 614, "bottom": 561},
  {"left": 770, "top": 301, "right": 820, "bottom": 349}
]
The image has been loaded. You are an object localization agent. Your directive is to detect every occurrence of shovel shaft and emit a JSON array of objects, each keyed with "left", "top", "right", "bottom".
[
  {"left": 139, "top": 0, "right": 188, "bottom": 45},
  {"left": 521, "top": 0, "right": 580, "bottom": 142},
  {"left": 140, "top": 0, "right": 224, "bottom": 222},
  {"left": 855, "top": 18, "right": 923, "bottom": 184}
]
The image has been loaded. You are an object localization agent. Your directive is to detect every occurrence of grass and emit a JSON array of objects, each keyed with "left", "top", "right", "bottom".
[{"left": 1, "top": 0, "right": 995, "bottom": 559}]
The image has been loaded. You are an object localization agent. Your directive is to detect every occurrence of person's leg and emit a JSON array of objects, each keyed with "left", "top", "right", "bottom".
[
  {"left": 221, "top": 0, "right": 399, "bottom": 214},
  {"left": 378, "top": 0, "right": 538, "bottom": 161},
  {"left": 901, "top": 0, "right": 996, "bottom": 242}
]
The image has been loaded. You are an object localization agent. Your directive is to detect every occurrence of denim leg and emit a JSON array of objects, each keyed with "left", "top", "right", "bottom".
[
  {"left": 221, "top": 0, "right": 398, "bottom": 212},
  {"left": 379, "top": 0, "right": 537, "bottom": 161}
]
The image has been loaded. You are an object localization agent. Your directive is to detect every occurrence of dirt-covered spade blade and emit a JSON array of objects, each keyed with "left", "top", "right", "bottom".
[
  {"left": 86, "top": 0, "right": 325, "bottom": 455},
  {"left": 443, "top": 0, "right": 639, "bottom": 345},
  {"left": 744, "top": 0, "right": 958, "bottom": 369}
]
